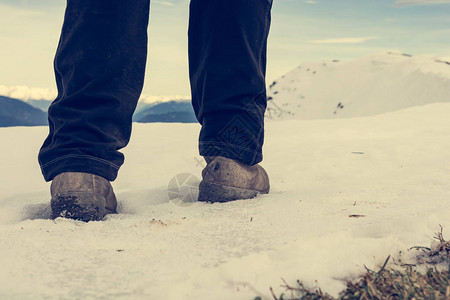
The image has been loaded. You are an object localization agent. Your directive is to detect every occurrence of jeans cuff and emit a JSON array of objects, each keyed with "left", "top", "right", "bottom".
[{"left": 40, "top": 154, "right": 120, "bottom": 182}]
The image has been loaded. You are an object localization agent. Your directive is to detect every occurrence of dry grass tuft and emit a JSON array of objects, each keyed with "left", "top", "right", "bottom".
[{"left": 265, "top": 226, "right": 450, "bottom": 300}]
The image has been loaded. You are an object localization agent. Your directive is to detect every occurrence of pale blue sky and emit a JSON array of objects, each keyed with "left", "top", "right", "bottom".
[{"left": 0, "top": 0, "right": 449, "bottom": 97}]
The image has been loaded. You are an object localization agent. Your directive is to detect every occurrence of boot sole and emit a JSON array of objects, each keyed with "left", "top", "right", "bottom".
[
  {"left": 198, "top": 181, "right": 268, "bottom": 203},
  {"left": 51, "top": 193, "right": 112, "bottom": 222}
]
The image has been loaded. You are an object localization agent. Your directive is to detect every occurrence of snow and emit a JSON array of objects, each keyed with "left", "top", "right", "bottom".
[
  {"left": 266, "top": 51, "right": 450, "bottom": 120},
  {"left": 1, "top": 101, "right": 449, "bottom": 299}
]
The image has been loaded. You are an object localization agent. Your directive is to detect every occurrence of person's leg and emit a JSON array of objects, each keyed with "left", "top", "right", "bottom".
[
  {"left": 38, "top": 0, "right": 150, "bottom": 182},
  {"left": 188, "top": 0, "right": 272, "bottom": 202},
  {"left": 188, "top": 0, "right": 272, "bottom": 166},
  {"left": 39, "top": 0, "right": 150, "bottom": 220}
]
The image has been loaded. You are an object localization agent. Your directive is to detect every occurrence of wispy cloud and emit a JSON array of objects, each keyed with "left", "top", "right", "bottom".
[
  {"left": 394, "top": 0, "right": 450, "bottom": 6},
  {"left": 153, "top": 1, "right": 175, "bottom": 7},
  {"left": 309, "top": 37, "right": 377, "bottom": 44},
  {"left": 304, "top": 0, "right": 317, "bottom": 4}
]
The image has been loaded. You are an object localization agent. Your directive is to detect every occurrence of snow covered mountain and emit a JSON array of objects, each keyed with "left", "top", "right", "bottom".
[{"left": 266, "top": 51, "right": 450, "bottom": 120}]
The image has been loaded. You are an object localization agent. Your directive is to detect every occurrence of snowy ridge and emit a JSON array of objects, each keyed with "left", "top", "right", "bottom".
[
  {"left": 1, "top": 103, "right": 449, "bottom": 299},
  {"left": 266, "top": 51, "right": 450, "bottom": 120}
]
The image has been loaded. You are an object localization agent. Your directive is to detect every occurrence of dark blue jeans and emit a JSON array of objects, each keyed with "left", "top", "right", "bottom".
[{"left": 38, "top": 0, "right": 272, "bottom": 182}]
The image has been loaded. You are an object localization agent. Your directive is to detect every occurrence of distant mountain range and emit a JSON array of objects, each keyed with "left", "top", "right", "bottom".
[
  {"left": 0, "top": 96, "right": 47, "bottom": 127},
  {"left": 136, "top": 111, "right": 197, "bottom": 123},
  {"left": 26, "top": 99, "right": 52, "bottom": 112},
  {"left": 133, "top": 100, "right": 197, "bottom": 123},
  {"left": 266, "top": 51, "right": 450, "bottom": 120},
  {"left": 0, "top": 96, "right": 197, "bottom": 127}
]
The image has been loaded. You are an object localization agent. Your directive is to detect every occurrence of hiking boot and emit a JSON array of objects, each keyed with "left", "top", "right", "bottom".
[
  {"left": 50, "top": 172, "right": 117, "bottom": 222},
  {"left": 198, "top": 156, "right": 270, "bottom": 203}
]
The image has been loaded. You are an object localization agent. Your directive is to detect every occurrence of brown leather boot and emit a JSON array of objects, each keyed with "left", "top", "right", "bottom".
[
  {"left": 198, "top": 156, "right": 270, "bottom": 203},
  {"left": 50, "top": 172, "right": 117, "bottom": 222}
]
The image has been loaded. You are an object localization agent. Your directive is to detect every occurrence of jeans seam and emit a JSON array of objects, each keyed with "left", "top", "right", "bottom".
[{"left": 41, "top": 154, "right": 120, "bottom": 169}]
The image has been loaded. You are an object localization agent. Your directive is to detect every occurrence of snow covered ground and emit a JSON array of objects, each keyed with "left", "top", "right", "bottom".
[{"left": 0, "top": 102, "right": 449, "bottom": 299}]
